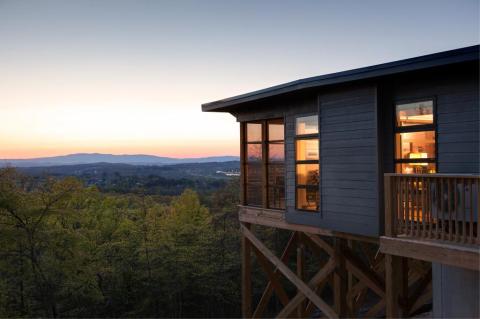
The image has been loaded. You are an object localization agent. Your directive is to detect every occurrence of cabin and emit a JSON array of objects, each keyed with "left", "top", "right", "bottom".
[{"left": 202, "top": 45, "right": 479, "bottom": 318}]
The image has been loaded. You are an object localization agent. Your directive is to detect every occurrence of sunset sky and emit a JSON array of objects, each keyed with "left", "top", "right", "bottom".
[{"left": 1, "top": 0, "right": 478, "bottom": 159}]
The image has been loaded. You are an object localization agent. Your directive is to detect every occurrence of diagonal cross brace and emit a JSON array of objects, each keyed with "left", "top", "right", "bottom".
[
  {"left": 240, "top": 224, "right": 339, "bottom": 319},
  {"left": 253, "top": 232, "right": 296, "bottom": 318},
  {"left": 277, "top": 258, "right": 337, "bottom": 318}
]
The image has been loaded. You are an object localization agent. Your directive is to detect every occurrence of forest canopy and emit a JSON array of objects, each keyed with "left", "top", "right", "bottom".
[{"left": 0, "top": 167, "right": 247, "bottom": 318}]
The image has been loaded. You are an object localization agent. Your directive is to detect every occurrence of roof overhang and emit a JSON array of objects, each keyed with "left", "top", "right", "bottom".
[{"left": 202, "top": 45, "right": 479, "bottom": 112}]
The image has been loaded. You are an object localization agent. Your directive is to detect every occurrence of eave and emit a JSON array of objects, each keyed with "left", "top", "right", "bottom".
[{"left": 202, "top": 45, "right": 479, "bottom": 112}]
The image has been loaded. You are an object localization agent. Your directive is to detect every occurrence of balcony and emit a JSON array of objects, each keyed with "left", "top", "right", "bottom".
[{"left": 381, "top": 173, "right": 480, "bottom": 270}]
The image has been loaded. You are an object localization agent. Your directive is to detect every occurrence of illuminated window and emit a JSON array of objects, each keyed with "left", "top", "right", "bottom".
[
  {"left": 267, "top": 119, "right": 285, "bottom": 209},
  {"left": 396, "top": 100, "right": 433, "bottom": 127},
  {"left": 295, "top": 115, "right": 319, "bottom": 211},
  {"left": 243, "top": 119, "right": 285, "bottom": 209},
  {"left": 394, "top": 100, "right": 436, "bottom": 174}
]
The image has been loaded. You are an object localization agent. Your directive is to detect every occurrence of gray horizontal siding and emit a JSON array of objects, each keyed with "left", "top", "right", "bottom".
[{"left": 320, "top": 85, "right": 379, "bottom": 236}]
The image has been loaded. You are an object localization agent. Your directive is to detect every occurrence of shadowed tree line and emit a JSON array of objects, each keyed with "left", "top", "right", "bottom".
[{"left": 0, "top": 168, "right": 249, "bottom": 318}]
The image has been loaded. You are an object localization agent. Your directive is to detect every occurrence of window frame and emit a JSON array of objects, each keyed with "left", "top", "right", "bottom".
[
  {"left": 294, "top": 114, "right": 320, "bottom": 212},
  {"left": 393, "top": 97, "right": 438, "bottom": 173},
  {"left": 244, "top": 121, "right": 264, "bottom": 207},
  {"left": 241, "top": 118, "right": 285, "bottom": 210}
]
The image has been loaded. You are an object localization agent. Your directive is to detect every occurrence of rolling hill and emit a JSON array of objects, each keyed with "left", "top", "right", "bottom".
[{"left": 0, "top": 153, "right": 239, "bottom": 167}]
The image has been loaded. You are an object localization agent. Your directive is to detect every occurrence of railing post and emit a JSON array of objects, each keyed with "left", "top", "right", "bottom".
[{"left": 384, "top": 174, "right": 396, "bottom": 237}]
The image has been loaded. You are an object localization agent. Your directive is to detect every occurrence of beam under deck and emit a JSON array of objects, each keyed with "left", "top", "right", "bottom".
[
  {"left": 238, "top": 206, "right": 378, "bottom": 244},
  {"left": 380, "top": 236, "right": 480, "bottom": 271}
]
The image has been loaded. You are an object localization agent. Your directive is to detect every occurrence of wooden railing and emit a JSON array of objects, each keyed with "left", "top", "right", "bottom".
[{"left": 384, "top": 173, "right": 479, "bottom": 245}]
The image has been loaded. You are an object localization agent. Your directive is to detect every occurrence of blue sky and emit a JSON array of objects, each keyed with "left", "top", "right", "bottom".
[{"left": 0, "top": 0, "right": 478, "bottom": 158}]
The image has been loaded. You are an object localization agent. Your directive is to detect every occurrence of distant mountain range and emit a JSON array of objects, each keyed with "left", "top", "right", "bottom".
[{"left": 0, "top": 153, "right": 240, "bottom": 167}]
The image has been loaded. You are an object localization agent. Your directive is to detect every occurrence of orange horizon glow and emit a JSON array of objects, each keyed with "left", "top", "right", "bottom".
[{"left": 0, "top": 141, "right": 240, "bottom": 160}]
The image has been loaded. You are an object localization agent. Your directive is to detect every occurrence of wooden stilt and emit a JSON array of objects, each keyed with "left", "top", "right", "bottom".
[
  {"left": 241, "top": 222, "right": 252, "bottom": 318},
  {"left": 296, "top": 234, "right": 305, "bottom": 318},
  {"left": 334, "top": 238, "right": 348, "bottom": 318},
  {"left": 385, "top": 254, "right": 405, "bottom": 318}
]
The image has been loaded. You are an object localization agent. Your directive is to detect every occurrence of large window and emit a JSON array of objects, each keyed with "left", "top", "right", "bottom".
[
  {"left": 395, "top": 100, "right": 436, "bottom": 174},
  {"left": 245, "top": 122, "right": 263, "bottom": 206},
  {"left": 295, "top": 115, "right": 319, "bottom": 211},
  {"left": 243, "top": 119, "right": 285, "bottom": 209}
]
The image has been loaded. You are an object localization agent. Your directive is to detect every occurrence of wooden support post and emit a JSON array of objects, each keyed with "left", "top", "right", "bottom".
[
  {"left": 401, "top": 258, "right": 409, "bottom": 314},
  {"left": 385, "top": 254, "right": 406, "bottom": 318},
  {"left": 333, "top": 238, "right": 348, "bottom": 318},
  {"left": 241, "top": 222, "right": 252, "bottom": 318},
  {"left": 296, "top": 234, "right": 305, "bottom": 318},
  {"left": 346, "top": 240, "right": 355, "bottom": 316}
]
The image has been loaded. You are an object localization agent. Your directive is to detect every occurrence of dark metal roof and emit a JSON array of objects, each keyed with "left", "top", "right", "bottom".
[{"left": 202, "top": 45, "right": 479, "bottom": 112}]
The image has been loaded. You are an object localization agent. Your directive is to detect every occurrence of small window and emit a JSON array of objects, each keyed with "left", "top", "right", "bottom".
[
  {"left": 295, "top": 115, "right": 319, "bottom": 211},
  {"left": 395, "top": 131, "right": 436, "bottom": 160},
  {"left": 394, "top": 100, "right": 436, "bottom": 174},
  {"left": 247, "top": 123, "right": 262, "bottom": 142},
  {"left": 396, "top": 100, "right": 433, "bottom": 127},
  {"left": 268, "top": 119, "right": 284, "bottom": 141},
  {"left": 296, "top": 139, "right": 319, "bottom": 161},
  {"left": 296, "top": 115, "right": 318, "bottom": 135}
]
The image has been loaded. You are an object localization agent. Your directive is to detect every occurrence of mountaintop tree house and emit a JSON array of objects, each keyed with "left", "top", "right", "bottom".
[{"left": 202, "top": 45, "right": 479, "bottom": 318}]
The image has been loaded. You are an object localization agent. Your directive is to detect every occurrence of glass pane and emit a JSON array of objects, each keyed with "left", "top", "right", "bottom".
[
  {"left": 247, "top": 123, "right": 262, "bottom": 142},
  {"left": 247, "top": 144, "right": 262, "bottom": 162},
  {"left": 396, "top": 163, "right": 436, "bottom": 174},
  {"left": 268, "top": 119, "right": 284, "bottom": 141},
  {"left": 296, "top": 164, "right": 319, "bottom": 185},
  {"left": 268, "top": 186, "right": 285, "bottom": 209},
  {"left": 269, "top": 142, "right": 284, "bottom": 162},
  {"left": 246, "top": 183, "right": 262, "bottom": 206},
  {"left": 296, "top": 115, "right": 318, "bottom": 135},
  {"left": 296, "top": 139, "right": 319, "bottom": 161},
  {"left": 395, "top": 131, "right": 435, "bottom": 160},
  {"left": 396, "top": 100, "right": 433, "bottom": 127},
  {"left": 268, "top": 164, "right": 284, "bottom": 186},
  {"left": 246, "top": 164, "right": 262, "bottom": 184},
  {"left": 297, "top": 188, "right": 319, "bottom": 211}
]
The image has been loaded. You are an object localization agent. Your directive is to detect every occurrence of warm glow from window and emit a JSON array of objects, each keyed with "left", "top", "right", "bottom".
[
  {"left": 296, "top": 139, "right": 319, "bottom": 161},
  {"left": 395, "top": 131, "right": 435, "bottom": 159},
  {"left": 295, "top": 115, "right": 319, "bottom": 212},
  {"left": 296, "top": 164, "right": 319, "bottom": 185},
  {"left": 394, "top": 100, "right": 436, "bottom": 174}
]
